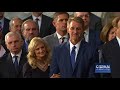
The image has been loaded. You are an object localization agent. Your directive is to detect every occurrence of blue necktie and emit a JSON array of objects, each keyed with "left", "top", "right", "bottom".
[
  {"left": 70, "top": 46, "right": 76, "bottom": 69},
  {"left": 14, "top": 56, "right": 19, "bottom": 73}
]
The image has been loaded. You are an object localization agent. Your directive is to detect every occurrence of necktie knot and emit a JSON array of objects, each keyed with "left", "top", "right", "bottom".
[
  {"left": 36, "top": 18, "right": 39, "bottom": 21},
  {"left": 72, "top": 46, "right": 76, "bottom": 50},
  {"left": 61, "top": 37, "right": 65, "bottom": 43}
]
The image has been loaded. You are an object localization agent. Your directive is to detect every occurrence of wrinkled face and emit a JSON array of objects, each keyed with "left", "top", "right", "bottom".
[
  {"left": 67, "top": 21, "right": 84, "bottom": 44},
  {"left": 6, "top": 34, "right": 23, "bottom": 54},
  {"left": 35, "top": 43, "right": 46, "bottom": 60},
  {"left": 108, "top": 27, "right": 116, "bottom": 41},
  {"left": 75, "top": 12, "right": 90, "bottom": 29},
  {"left": 53, "top": 14, "right": 69, "bottom": 32},
  {"left": 22, "top": 21, "right": 38, "bottom": 41},
  {"left": 11, "top": 19, "right": 23, "bottom": 34}
]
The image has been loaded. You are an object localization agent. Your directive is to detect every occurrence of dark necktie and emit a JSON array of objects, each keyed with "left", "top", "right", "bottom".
[
  {"left": 35, "top": 18, "right": 39, "bottom": 31},
  {"left": 70, "top": 46, "right": 76, "bottom": 69},
  {"left": 61, "top": 37, "right": 65, "bottom": 43},
  {"left": 13, "top": 56, "right": 19, "bottom": 73}
]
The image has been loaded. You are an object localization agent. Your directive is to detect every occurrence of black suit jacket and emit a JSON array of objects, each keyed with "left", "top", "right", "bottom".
[
  {"left": 0, "top": 51, "right": 27, "bottom": 78},
  {"left": 102, "top": 38, "right": 120, "bottom": 78},
  {"left": 2, "top": 18, "right": 10, "bottom": 40},
  {"left": 24, "top": 14, "right": 56, "bottom": 38}
]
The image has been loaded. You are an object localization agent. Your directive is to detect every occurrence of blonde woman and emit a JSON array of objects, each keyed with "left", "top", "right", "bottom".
[{"left": 23, "top": 37, "right": 51, "bottom": 78}]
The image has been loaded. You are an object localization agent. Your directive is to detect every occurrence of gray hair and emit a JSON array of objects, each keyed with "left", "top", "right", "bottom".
[{"left": 5, "top": 32, "right": 23, "bottom": 43}]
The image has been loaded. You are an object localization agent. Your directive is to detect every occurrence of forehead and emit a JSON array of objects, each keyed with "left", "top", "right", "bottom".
[
  {"left": 6, "top": 34, "right": 20, "bottom": 41},
  {"left": 24, "top": 21, "right": 36, "bottom": 27},
  {"left": 13, "top": 19, "right": 23, "bottom": 24}
]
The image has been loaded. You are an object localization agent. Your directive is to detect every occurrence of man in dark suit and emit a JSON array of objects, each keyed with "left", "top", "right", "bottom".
[
  {"left": 24, "top": 12, "right": 56, "bottom": 38},
  {"left": 101, "top": 16, "right": 120, "bottom": 78},
  {"left": 22, "top": 19, "right": 39, "bottom": 52},
  {"left": 74, "top": 12, "right": 103, "bottom": 32},
  {"left": 50, "top": 17, "right": 99, "bottom": 78},
  {"left": 43, "top": 12, "right": 69, "bottom": 53},
  {"left": 0, "top": 32, "right": 27, "bottom": 78},
  {"left": 0, "top": 12, "right": 10, "bottom": 40},
  {"left": 74, "top": 12, "right": 103, "bottom": 50}
]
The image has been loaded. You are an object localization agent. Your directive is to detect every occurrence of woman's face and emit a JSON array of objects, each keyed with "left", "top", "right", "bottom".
[
  {"left": 108, "top": 27, "right": 116, "bottom": 41},
  {"left": 35, "top": 43, "right": 46, "bottom": 60}
]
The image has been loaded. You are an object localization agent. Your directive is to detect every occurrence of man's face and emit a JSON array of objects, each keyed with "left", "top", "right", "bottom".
[
  {"left": 22, "top": 21, "right": 39, "bottom": 41},
  {"left": 6, "top": 34, "right": 23, "bottom": 54},
  {"left": 11, "top": 19, "right": 23, "bottom": 34},
  {"left": 53, "top": 14, "right": 69, "bottom": 32},
  {"left": 67, "top": 21, "right": 84, "bottom": 43},
  {"left": 75, "top": 12, "right": 90, "bottom": 29}
]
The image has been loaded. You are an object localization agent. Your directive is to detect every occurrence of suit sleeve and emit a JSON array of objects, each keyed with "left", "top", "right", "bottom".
[{"left": 49, "top": 47, "right": 60, "bottom": 77}]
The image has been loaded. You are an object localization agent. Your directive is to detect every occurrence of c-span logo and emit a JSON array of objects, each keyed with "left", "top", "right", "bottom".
[{"left": 95, "top": 63, "right": 111, "bottom": 73}]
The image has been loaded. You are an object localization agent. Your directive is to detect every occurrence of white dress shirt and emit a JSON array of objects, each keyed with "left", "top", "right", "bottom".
[
  {"left": 84, "top": 28, "right": 89, "bottom": 42},
  {"left": 116, "top": 36, "right": 120, "bottom": 47},
  {"left": 56, "top": 32, "right": 68, "bottom": 44},
  {"left": 69, "top": 40, "right": 81, "bottom": 62},
  {"left": 11, "top": 50, "right": 22, "bottom": 64},
  {"left": 32, "top": 15, "right": 42, "bottom": 31}
]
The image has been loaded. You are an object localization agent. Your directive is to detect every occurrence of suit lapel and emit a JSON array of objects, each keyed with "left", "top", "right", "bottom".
[
  {"left": 65, "top": 42, "right": 74, "bottom": 72},
  {"left": 19, "top": 51, "right": 27, "bottom": 73},
  {"left": 73, "top": 40, "right": 87, "bottom": 71},
  {"left": 53, "top": 33, "right": 59, "bottom": 45},
  {"left": 7, "top": 53, "right": 16, "bottom": 77}
]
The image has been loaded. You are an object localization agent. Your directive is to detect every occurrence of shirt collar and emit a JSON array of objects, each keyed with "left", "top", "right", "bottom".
[
  {"left": 69, "top": 40, "right": 81, "bottom": 52},
  {"left": 11, "top": 50, "right": 22, "bottom": 58},
  {"left": 84, "top": 27, "right": 89, "bottom": 35},
  {"left": 56, "top": 32, "right": 68, "bottom": 39},
  {"left": 32, "top": 15, "right": 42, "bottom": 21}
]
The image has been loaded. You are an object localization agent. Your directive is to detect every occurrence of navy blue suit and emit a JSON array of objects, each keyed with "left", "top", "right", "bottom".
[
  {"left": 89, "top": 29, "right": 103, "bottom": 50},
  {"left": 50, "top": 40, "right": 99, "bottom": 78}
]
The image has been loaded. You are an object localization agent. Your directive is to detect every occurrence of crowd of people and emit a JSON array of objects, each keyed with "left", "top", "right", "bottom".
[{"left": 0, "top": 12, "right": 120, "bottom": 78}]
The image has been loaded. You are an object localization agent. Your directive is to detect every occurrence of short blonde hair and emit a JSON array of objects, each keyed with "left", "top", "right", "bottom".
[
  {"left": 67, "top": 17, "right": 85, "bottom": 30},
  {"left": 27, "top": 37, "right": 51, "bottom": 69}
]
